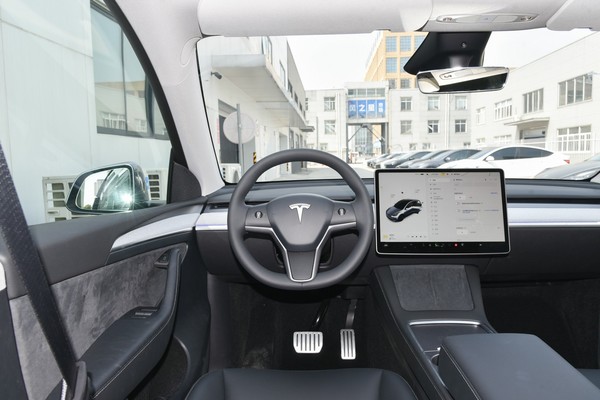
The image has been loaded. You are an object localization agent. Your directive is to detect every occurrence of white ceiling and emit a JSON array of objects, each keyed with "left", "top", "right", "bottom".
[{"left": 197, "top": 0, "right": 599, "bottom": 37}]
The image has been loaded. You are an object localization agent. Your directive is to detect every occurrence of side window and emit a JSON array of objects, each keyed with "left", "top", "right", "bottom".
[
  {"left": 516, "top": 147, "right": 551, "bottom": 159},
  {"left": 3, "top": 3, "right": 171, "bottom": 225},
  {"left": 447, "top": 151, "right": 465, "bottom": 161},
  {"left": 491, "top": 147, "right": 517, "bottom": 160}
]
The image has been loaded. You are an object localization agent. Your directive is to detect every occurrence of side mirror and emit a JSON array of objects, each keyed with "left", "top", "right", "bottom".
[
  {"left": 484, "top": 156, "right": 495, "bottom": 161},
  {"left": 66, "top": 163, "right": 150, "bottom": 215},
  {"left": 416, "top": 67, "right": 509, "bottom": 94}
]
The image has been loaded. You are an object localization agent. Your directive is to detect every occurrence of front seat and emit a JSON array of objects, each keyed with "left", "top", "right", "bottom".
[{"left": 186, "top": 368, "right": 417, "bottom": 400}]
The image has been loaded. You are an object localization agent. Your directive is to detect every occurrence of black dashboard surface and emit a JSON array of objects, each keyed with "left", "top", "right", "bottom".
[{"left": 197, "top": 178, "right": 600, "bottom": 283}]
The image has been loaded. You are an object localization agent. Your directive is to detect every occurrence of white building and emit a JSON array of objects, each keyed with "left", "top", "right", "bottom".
[
  {"left": 306, "top": 83, "right": 472, "bottom": 159},
  {"left": 388, "top": 90, "right": 471, "bottom": 152},
  {"left": 0, "top": 2, "right": 172, "bottom": 224},
  {"left": 197, "top": 36, "right": 311, "bottom": 180},
  {"left": 470, "top": 32, "right": 600, "bottom": 163}
]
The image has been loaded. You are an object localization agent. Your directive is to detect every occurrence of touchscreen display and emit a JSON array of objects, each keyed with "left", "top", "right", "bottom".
[{"left": 375, "top": 169, "right": 509, "bottom": 255}]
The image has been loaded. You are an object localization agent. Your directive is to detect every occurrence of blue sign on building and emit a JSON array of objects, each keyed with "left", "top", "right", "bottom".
[
  {"left": 348, "top": 101, "right": 357, "bottom": 118},
  {"left": 377, "top": 100, "right": 386, "bottom": 118},
  {"left": 348, "top": 99, "right": 386, "bottom": 119}
]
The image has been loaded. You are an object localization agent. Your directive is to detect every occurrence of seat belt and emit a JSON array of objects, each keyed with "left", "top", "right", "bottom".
[{"left": 0, "top": 144, "right": 88, "bottom": 400}]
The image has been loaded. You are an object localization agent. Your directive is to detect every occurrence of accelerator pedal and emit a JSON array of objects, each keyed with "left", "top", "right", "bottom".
[
  {"left": 293, "top": 331, "right": 323, "bottom": 354},
  {"left": 340, "top": 329, "right": 356, "bottom": 360}
]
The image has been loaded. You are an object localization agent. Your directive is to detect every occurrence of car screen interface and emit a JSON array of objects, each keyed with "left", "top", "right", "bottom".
[{"left": 375, "top": 169, "right": 509, "bottom": 255}]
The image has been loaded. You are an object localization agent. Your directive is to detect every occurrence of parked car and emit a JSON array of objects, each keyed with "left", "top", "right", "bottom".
[
  {"left": 411, "top": 149, "right": 480, "bottom": 169},
  {"left": 4, "top": 1, "right": 600, "bottom": 400},
  {"left": 536, "top": 154, "right": 600, "bottom": 181},
  {"left": 367, "top": 152, "right": 403, "bottom": 168},
  {"left": 396, "top": 149, "right": 449, "bottom": 168},
  {"left": 379, "top": 151, "right": 431, "bottom": 168},
  {"left": 440, "top": 145, "right": 569, "bottom": 178}
]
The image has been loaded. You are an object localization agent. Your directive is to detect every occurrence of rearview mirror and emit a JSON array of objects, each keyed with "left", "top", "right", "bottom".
[
  {"left": 66, "top": 163, "right": 151, "bottom": 215},
  {"left": 416, "top": 66, "right": 509, "bottom": 94}
]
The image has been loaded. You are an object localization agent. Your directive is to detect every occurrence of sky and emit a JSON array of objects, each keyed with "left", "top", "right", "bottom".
[{"left": 288, "top": 29, "right": 593, "bottom": 91}]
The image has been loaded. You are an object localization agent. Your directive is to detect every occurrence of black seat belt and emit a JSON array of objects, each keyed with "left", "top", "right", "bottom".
[{"left": 0, "top": 144, "right": 88, "bottom": 400}]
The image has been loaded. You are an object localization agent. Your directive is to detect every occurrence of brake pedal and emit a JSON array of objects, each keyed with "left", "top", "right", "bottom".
[
  {"left": 293, "top": 331, "right": 323, "bottom": 354},
  {"left": 340, "top": 329, "right": 356, "bottom": 360}
]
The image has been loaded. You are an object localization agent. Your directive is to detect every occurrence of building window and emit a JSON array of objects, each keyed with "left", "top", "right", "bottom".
[
  {"left": 493, "top": 134, "right": 513, "bottom": 144},
  {"left": 463, "top": 142, "right": 471, "bottom": 148},
  {"left": 400, "top": 79, "right": 411, "bottom": 89},
  {"left": 319, "top": 143, "right": 328, "bottom": 151},
  {"left": 92, "top": 7, "right": 167, "bottom": 139},
  {"left": 475, "top": 107, "right": 486, "bottom": 125},
  {"left": 455, "top": 96, "right": 467, "bottom": 110},
  {"left": 427, "top": 120, "right": 439, "bottom": 134},
  {"left": 494, "top": 99, "right": 513, "bottom": 120},
  {"left": 476, "top": 138, "right": 486, "bottom": 145},
  {"left": 385, "top": 36, "right": 397, "bottom": 52},
  {"left": 386, "top": 57, "right": 398, "bottom": 73},
  {"left": 559, "top": 74, "right": 592, "bottom": 106},
  {"left": 305, "top": 98, "right": 309, "bottom": 111},
  {"left": 409, "top": 143, "right": 417, "bottom": 150},
  {"left": 388, "top": 79, "right": 397, "bottom": 89},
  {"left": 324, "top": 96, "right": 336, "bottom": 111},
  {"left": 101, "top": 112, "right": 126, "bottom": 130},
  {"left": 400, "top": 36, "right": 411, "bottom": 52},
  {"left": 279, "top": 62, "right": 286, "bottom": 86},
  {"left": 400, "top": 120, "right": 412, "bottom": 134},
  {"left": 262, "top": 37, "right": 273, "bottom": 65},
  {"left": 400, "top": 97, "right": 412, "bottom": 111},
  {"left": 422, "top": 143, "right": 431, "bottom": 150},
  {"left": 324, "top": 120, "right": 336, "bottom": 135},
  {"left": 523, "top": 89, "right": 544, "bottom": 113},
  {"left": 414, "top": 35, "right": 426, "bottom": 50},
  {"left": 400, "top": 57, "right": 410, "bottom": 72},
  {"left": 288, "top": 80, "right": 293, "bottom": 94},
  {"left": 455, "top": 119, "right": 467, "bottom": 133},
  {"left": 427, "top": 96, "right": 440, "bottom": 111},
  {"left": 557, "top": 125, "right": 592, "bottom": 152}
]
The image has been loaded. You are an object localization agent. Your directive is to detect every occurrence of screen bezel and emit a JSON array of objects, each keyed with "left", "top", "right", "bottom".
[{"left": 374, "top": 168, "right": 510, "bottom": 255}]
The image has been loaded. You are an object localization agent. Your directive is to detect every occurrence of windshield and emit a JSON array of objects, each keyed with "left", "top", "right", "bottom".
[{"left": 197, "top": 29, "right": 598, "bottom": 182}]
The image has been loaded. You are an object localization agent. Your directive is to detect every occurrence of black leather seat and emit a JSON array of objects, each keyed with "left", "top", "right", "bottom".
[{"left": 186, "top": 368, "right": 417, "bottom": 400}]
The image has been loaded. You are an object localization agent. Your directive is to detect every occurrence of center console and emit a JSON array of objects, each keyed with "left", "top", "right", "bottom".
[
  {"left": 372, "top": 264, "right": 492, "bottom": 400},
  {"left": 371, "top": 169, "right": 600, "bottom": 399}
]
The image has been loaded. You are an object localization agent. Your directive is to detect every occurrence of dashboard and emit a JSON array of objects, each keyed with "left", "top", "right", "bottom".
[{"left": 195, "top": 178, "right": 600, "bottom": 284}]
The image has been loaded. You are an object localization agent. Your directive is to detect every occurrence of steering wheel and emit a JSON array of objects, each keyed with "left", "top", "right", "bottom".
[{"left": 228, "top": 149, "right": 373, "bottom": 290}]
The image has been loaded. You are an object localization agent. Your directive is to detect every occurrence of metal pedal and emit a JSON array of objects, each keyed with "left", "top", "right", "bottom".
[
  {"left": 293, "top": 331, "right": 323, "bottom": 354},
  {"left": 340, "top": 329, "right": 356, "bottom": 360}
]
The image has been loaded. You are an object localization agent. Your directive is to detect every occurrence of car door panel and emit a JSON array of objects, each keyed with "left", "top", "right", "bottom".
[
  {"left": 0, "top": 281, "right": 28, "bottom": 400},
  {"left": 3, "top": 200, "right": 209, "bottom": 400}
]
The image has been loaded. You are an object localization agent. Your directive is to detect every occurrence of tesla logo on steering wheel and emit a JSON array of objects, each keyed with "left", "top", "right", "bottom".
[{"left": 289, "top": 203, "right": 311, "bottom": 223}]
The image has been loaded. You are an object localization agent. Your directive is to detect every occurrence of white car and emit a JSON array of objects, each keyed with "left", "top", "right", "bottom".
[{"left": 440, "top": 146, "right": 569, "bottom": 178}]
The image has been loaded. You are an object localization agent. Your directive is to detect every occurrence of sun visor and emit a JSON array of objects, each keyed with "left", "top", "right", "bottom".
[
  {"left": 197, "top": 0, "right": 432, "bottom": 37},
  {"left": 547, "top": 0, "right": 600, "bottom": 31}
]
